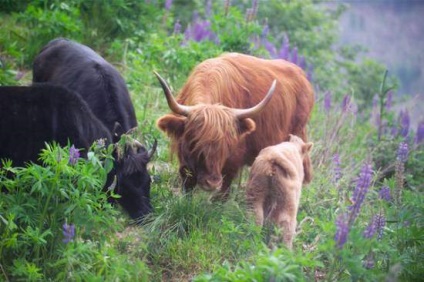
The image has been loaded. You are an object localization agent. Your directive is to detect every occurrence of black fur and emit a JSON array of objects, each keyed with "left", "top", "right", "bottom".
[
  {"left": 114, "top": 145, "right": 153, "bottom": 219},
  {"left": 0, "top": 84, "right": 154, "bottom": 220},
  {"left": 32, "top": 38, "right": 154, "bottom": 221},
  {"left": 33, "top": 38, "right": 137, "bottom": 140},
  {"left": 0, "top": 84, "right": 111, "bottom": 165}
]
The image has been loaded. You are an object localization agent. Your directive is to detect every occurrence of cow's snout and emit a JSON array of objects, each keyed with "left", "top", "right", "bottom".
[{"left": 204, "top": 175, "right": 223, "bottom": 191}]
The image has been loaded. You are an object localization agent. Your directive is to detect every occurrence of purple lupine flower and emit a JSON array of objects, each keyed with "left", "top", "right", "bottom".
[
  {"left": 324, "top": 91, "right": 332, "bottom": 113},
  {"left": 165, "top": 0, "right": 173, "bottom": 10},
  {"left": 398, "top": 110, "right": 410, "bottom": 138},
  {"left": 173, "top": 19, "right": 181, "bottom": 35},
  {"left": 363, "top": 215, "right": 378, "bottom": 239},
  {"left": 332, "top": 153, "right": 342, "bottom": 183},
  {"left": 335, "top": 213, "right": 349, "bottom": 249},
  {"left": 395, "top": 142, "right": 407, "bottom": 204},
  {"left": 348, "top": 163, "right": 373, "bottom": 224},
  {"left": 193, "top": 20, "right": 213, "bottom": 42},
  {"left": 385, "top": 90, "right": 393, "bottom": 111},
  {"left": 298, "top": 56, "right": 306, "bottom": 70},
  {"left": 264, "top": 40, "right": 276, "bottom": 58},
  {"left": 391, "top": 125, "right": 398, "bottom": 137},
  {"left": 205, "top": 0, "right": 212, "bottom": 18},
  {"left": 184, "top": 19, "right": 217, "bottom": 43},
  {"left": 415, "top": 120, "right": 424, "bottom": 145},
  {"left": 69, "top": 145, "right": 80, "bottom": 165},
  {"left": 251, "top": 0, "right": 258, "bottom": 18},
  {"left": 396, "top": 142, "right": 409, "bottom": 163},
  {"left": 307, "top": 64, "right": 314, "bottom": 82},
  {"left": 363, "top": 214, "right": 385, "bottom": 241},
  {"left": 278, "top": 35, "right": 290, "bottom": 60},
  {"left": 290, "top": 47, "right": 298, "bottom": 65},
  {"left": 192, "top": 10, "right": 199, "bottom": 22},
  {"left": 375, "top": 214, "right": 386, "bottom": 240},
  {"left": 342, "top": 95, "right": 351, "bottom": 113},
  {"left": 63, "top": 222, "right": 75, "bottom": 243},
  {"left": 261, "top": 24, "right": 269, "bottom": 40},
  {"left": 379, "top": 186, "right": 391, "bottom": 202}
]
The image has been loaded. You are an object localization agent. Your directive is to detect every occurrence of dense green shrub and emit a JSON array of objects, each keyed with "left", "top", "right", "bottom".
[{"left": 0, "top": 142, "right": 130, "bottom": 280}]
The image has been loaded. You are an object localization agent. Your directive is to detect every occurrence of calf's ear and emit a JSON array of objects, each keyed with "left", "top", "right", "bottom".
[
  {"left": 302, "top": 142, "right": 313, "bottom": 154},
  {"left": 156, "top": 114, "right": 186, "bottom": 139},
  {"left": 238, "top": 118, "right": 256, "bottom": 137}
]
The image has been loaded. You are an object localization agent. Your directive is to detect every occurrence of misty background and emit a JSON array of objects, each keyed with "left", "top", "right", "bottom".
[{"left": 330, "top": 0, "right": 424, "bottom": 126}]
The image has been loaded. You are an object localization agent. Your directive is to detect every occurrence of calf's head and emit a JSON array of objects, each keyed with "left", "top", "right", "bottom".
[{"left": 154, "top": 71, "right": 276, "bottom": 191}]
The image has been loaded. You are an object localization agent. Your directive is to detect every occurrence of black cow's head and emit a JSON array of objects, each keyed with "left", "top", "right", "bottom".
[{"left": 112, "top": 133, "right": 157, "bottom": 221}]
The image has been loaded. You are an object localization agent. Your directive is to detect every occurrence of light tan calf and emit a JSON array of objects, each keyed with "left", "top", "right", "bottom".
[{"left": 246, "top": 134, "right": 313, "bottom": 249}]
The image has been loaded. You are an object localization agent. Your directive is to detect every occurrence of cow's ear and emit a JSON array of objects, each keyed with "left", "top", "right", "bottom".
[
  {"left": 238, "top": 118, "right": 256, "bottom": 137},
  {"left": 113, "top": 122, "right": 125, "bottom": 143},
  {"left": 157, "top": 114, "right": 186, "bottom": 138}
]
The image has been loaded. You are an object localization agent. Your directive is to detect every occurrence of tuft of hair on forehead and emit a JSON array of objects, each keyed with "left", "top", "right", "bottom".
[
  {"left": 185, "top": 104, "right": 239, "bottom": 157},
  {"left": 119, "top": 151, "right": 150, "bottom": 175},
  {"left": 114, "top": 133, "right": 146, "bottom": 158}
]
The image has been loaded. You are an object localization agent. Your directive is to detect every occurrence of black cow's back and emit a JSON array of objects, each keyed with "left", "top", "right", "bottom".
[
  {"left": 33, "top": 38, "right": 137, "bottom": 137},
  {"left": 0, "top": 84, "right": 111, "bottom": 166}
]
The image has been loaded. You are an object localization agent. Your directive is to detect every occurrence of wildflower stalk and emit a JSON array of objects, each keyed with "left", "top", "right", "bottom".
[
  {"left": 35, "top": 170, "right": 58, "bottom": 263},
  {"left": 395, "top": 142, "right": 408, "bottom": 205}
]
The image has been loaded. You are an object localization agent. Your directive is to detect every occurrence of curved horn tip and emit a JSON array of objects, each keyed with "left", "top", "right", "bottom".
[
  {"left": 233, "top": 79, "right": 277, "bottom": 119},
  {"left": 154, "top": 71, "right": 192, "bottom": 117},
  {"left": 148, "top": 139, "right": 158, "bottom": 159}
]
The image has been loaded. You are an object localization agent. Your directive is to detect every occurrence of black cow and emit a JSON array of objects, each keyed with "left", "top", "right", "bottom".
[
  {"left": 33, "top": 38, "right": 137, "bottom": 141},
  {"left": 0, "top": 84, "right": 155, "bottom": 220}
]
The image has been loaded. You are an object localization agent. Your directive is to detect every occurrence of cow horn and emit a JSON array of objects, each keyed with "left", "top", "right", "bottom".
[
  {"left": 148, "top": 139, "right": 158, "bottom": 159},
  {"left": 232, "top": 79, "right": 277, "bottom": 119},
  {"left": 153, "top": 71, "right": 192, "bottom": 116},
  {"left": 133, "top": 139, "right": 144, "bottom": 148}
]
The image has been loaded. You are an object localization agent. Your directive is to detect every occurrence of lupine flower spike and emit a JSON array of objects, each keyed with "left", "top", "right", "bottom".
[
  {"left": 69, "top": 145, "right": 80, "bottom": 165},
  {"left": 395, "top": 142, "right": 409, "bottom": 204},
  {"left": 324, "top": 91, "right": 332, "bottom": 113},
  {"left": 348, "top": 163, "right": 373, "bottom": 225},
  {"left": 63, "top": 222, "right": 75, "bottom": 243},
  {"left": 165, "top": 0, "right": 173, "bottom": 10},
  {"left": 363, "top": 214, "right": 386, "bottom": 240},
  {"left": 379, "top": 186, "right": 391, "bottom": 202},
  {"left": 335, "top": 213, "right": 349, "bottom": 249},
  {"left": 415, "top": 120, "right": 424, "bottom": 145},
  {"left": 173, "top": 20, "right": 181, "bottom": 35},
  {"left": 332, "top": 153, "right": 342, "bottom": 183},
  {"left": 399, "top": 110, "right": 410, "bottom": 138}
]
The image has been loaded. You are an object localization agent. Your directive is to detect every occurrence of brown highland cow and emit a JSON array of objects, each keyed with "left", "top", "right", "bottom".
[
  {"left": 246, "top": 134, "right": 313, "bottom": 249},
  {"left": 155, "top": 52, "right": 314, "bottom": 198}
]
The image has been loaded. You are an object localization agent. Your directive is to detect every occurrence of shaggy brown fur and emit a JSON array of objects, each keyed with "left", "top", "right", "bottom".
[
  {"left": 246, "top": 135, "right": 313, "bottom": 249},
  {"left": 157, "top": 52, "right": 314, "bottom": 196}
]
